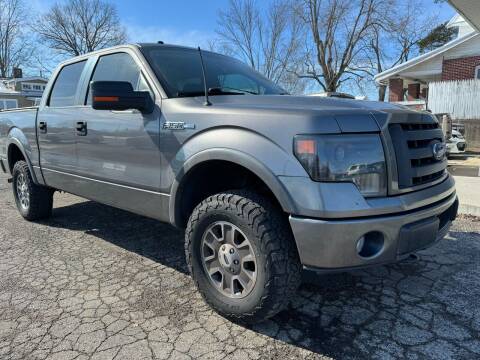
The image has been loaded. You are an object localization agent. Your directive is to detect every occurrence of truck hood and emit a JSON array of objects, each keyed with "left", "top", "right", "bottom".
[
  {"left": 207, "top": 94, "right": 408, "bottom": 113},
  {"left": 196, "top": 95, "right": 422, "bottom": 132},
  {"left": 163, "top": 94, "right": 430, "bottom": 147}
]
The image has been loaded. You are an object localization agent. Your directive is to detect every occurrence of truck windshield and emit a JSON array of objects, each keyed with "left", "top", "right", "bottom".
[{"left": 141, "top": 46, "right": 286, "bottom": 98}]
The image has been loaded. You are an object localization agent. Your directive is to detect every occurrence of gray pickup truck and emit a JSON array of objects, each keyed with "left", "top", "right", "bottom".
[{"left": 0, "top": 43, "right": 458, "bottom": 322}]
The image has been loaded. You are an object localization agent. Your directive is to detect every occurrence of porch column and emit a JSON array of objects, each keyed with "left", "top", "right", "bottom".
[
  {"left": 407, "top": 83, "right": 421, "bottom": 100},
  {"left": 388, "top": 78, "right": 404, "bottom": 102}
]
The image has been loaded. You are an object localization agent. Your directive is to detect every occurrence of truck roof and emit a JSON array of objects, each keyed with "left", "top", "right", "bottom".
[
  {"left": 137, "top": 42, "right": 200, "bottom": 51},
  {"left": 55, "top": 43, "right": 222, "bottom": 69}
]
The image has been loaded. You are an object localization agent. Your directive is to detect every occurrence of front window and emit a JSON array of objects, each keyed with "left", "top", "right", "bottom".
[
  {"left": 86, "top": 52, "right": 152, "bottom": 104},
  {"left": 141, "top": 46, "right": 286, "bottom": 97}
]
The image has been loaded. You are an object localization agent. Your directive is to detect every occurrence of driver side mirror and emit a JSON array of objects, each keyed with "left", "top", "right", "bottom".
[{"left": 91, "top": 81, "right": 154, "bottom": 114}]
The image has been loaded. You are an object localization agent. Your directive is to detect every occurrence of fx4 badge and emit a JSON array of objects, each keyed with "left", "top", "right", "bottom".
[{"left": 162, "top": 121, "right": 196, "bottom": 130}]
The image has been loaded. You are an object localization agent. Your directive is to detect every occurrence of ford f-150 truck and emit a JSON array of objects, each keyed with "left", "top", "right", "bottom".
[{"left": 0, "top": 44, "right": 458, "bottom": 323}]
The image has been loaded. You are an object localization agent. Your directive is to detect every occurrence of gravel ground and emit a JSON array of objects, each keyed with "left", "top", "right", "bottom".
[{"left": 0, "top": 173, "right": 479, "bottom": 359}]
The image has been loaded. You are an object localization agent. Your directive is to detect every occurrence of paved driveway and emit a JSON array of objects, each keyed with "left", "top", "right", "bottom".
[{"left": 0, "top": 173, "right": 479, "bottom": 359}]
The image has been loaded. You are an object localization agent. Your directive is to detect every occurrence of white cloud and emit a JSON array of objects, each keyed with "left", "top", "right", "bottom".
[{"left": 126, "top": 24, "right": 214, "bottom": 48}]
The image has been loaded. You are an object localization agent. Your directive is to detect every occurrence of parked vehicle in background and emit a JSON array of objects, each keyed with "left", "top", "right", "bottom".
[
  {"left": 452, "top": 123, "right": 465, "bottom": 135},
  {"left": 0, "top": 43, "right": 458, "bottom": 323},
  {"left": 447, "top": 129, "right": 467, "bottom": 155},
  {"left": 434, "top": 114, "right": 467, "bottom": 156},
  {"left": 308, "top": 91, "right": 357, "bottom": 99}
]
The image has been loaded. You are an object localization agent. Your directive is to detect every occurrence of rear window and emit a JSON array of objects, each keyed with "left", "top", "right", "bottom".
[
  {"left": 49, "top": 61, "right": 86, "bottom": 107},
  {"left": 0, "top": 99, "right": 18, "bottom": 109}
]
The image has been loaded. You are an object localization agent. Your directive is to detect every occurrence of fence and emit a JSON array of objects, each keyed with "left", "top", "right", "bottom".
[
  {"left": 455, "top": 119, "right": 480, "bottom": 151},
  {"left": 428, "top": 79, "right": 480, "bottom": 120}
]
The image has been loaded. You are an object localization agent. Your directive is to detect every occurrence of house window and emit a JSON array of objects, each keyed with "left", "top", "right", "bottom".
[
  {"left": 476, "top": 65, "right": 480, "bottom": 79},
  {"left": 21, "top": 82, "right": 46, "bottom": 91},
  {"left": 0, "top": 99, "right": 18, "bottom": 109}
]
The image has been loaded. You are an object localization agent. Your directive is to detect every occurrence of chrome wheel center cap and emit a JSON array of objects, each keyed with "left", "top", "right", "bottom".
[{"left": 218, "top": 244, "right": 240, "bottom": 274}]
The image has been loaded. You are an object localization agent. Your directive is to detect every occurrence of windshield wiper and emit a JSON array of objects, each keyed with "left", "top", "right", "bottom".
[
  {"left": 208, "top": 87, "right": 245, "bottom": 95},
  {"left": 210, "top": 86, "right": 259, "bottom": 95},
  {"left": 177, "top": 91, "right": 206, "bottom": 98},
  {"left": 177, "top": 86, "right": 258, "bottom": 98}
]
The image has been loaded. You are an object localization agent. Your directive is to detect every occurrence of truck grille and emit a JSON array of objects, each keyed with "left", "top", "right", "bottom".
[{"left": 389, "top": 121, "right": 447, "bottom": 189}]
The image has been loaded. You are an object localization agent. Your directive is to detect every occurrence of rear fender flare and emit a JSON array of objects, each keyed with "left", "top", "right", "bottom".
[{"left": 6, "top": 128, "right": 39, "bottom": 183}]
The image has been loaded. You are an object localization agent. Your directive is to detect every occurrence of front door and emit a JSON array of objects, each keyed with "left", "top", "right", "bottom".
[{"left": 72, "top": 52, "right": 164, "bottom": 219}]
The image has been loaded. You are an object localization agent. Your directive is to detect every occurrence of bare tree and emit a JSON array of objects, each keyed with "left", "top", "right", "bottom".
[
  {"left": 36, "top": 0, "right": 127, "bottom": 56},
  {"left": 294, "top": 0, "right": 383, "bottom": 93},
  {"left": 367, "top": 0, "right": 439, "bottom": 101},
  {"left": 216, "top": 0, "right": 305, "bottom": 93},
  {"left": 0, "top": 0, "right": 32, "bottom": 78}
]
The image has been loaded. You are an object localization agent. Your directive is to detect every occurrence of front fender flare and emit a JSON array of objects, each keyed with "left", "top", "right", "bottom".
[{"left": 169, "top": 148, "right": 299, "bottom": 227}]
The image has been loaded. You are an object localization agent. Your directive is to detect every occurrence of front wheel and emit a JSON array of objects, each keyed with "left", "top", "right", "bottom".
[
  {"left": 185, "top": 190, "right": 301, "bottom": 323},
  {"left": 12, "top": 161, "right": 54, "bottom": 221}
]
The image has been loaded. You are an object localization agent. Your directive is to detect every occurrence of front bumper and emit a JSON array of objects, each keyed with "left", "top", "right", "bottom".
[{"left": 289, "top": 193, "right": 458, "bottom": 271}]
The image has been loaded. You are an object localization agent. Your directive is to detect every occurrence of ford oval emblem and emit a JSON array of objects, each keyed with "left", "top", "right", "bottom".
[{"left": 432, "top": 142, "right": 446, "bottom": 160}]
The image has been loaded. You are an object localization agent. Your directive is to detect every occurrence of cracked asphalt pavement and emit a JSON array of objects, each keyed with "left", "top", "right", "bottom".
[{"left": 0, "top": 172, "right": 479, "bottom": 359}]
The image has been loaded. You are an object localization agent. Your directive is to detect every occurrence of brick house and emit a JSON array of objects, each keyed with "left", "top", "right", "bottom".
[{"left": 374, "top": 14, "right": 480, "bottom": 111}]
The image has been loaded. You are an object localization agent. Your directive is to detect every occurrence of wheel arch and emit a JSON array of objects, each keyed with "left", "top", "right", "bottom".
[
  {"left": 6, "top": 136, "right": 39, "bottom": 184},
  {"left": 169, "top": 148, "right": 298, "bottom": 228}
]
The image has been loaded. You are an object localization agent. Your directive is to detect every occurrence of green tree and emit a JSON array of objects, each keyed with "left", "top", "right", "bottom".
[{"left": 418, "top": 22, "right": 456, "bottom": 53}]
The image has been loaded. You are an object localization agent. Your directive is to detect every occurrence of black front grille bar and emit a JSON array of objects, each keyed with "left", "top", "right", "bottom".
[{"left": 389, "top": 122, "right": 447, "bottom": 189}]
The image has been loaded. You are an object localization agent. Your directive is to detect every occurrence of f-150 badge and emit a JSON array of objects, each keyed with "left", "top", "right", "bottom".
[{"left": 162, "top": 121, "right": 195, "bottom": 130}]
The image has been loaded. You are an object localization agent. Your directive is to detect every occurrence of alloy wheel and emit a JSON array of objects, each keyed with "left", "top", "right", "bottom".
[
  {"left": 201, "top": 221, "right": 257, "bottom": 298},
  {"left": 16, "top": 173, "right": 30, "bottom": 210}
]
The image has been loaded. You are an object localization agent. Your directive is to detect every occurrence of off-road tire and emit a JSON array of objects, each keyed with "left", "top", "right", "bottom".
[
  {"left": 185, "top": 190, "right": 301, "bottom": 323},
  {"left": 12, "top": 161, "right": 54, "bottom": 221}
]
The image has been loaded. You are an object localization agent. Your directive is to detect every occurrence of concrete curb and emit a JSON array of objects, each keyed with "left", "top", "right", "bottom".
[
  {"left": 459, "top": 204, "right": 480, "bottom": 217},
  {"left": 453, "top": 176, "right": 480, "bottom": 217}
]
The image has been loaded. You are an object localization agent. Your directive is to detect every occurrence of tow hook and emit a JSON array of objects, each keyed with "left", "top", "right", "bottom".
[
  {"left": 401, "top": 253, "right": 420, "bottom": 263},
  {"left": 7, "top": 178, "right": 12, "bottom": 183}
]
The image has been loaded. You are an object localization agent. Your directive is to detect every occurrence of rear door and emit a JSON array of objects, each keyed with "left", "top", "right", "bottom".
[{"left": 37, "top": 60, "right": 87, "bottom": 189}]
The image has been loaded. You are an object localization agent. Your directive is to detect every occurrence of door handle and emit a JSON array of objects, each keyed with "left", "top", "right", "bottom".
[
  {"left": 76, "top": 121, "right": 87, "bottom": 136},
  {"left": 38, "top": 121, "right": 47, "bottom": 134}
]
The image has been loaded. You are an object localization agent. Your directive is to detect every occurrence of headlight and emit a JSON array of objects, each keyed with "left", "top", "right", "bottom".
[{"left": 294, "top": 134, "right": 387, "bottom": 197}]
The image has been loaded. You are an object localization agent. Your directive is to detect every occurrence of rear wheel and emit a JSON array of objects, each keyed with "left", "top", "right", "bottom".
[
  {"left": 12, "top": 161, "right": 54, "bottom": 221},
  {"left": 185, "top": 190, "right": 301, "bottom": 323}
]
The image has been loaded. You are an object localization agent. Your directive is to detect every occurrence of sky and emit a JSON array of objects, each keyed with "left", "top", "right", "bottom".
[
  {"left": 31, "top": 0, "right": 456, "bottom": 48},
  {"left": 30, "top": 0, "right": 458, "bottom": 96}
]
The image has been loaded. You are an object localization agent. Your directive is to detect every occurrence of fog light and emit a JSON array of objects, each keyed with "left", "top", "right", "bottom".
[
  {"left": 356, "top": 232, "right": 385, "bottom": 258},
  {"left": 356, "top": 236, "right": 365, "bottom": 254}
]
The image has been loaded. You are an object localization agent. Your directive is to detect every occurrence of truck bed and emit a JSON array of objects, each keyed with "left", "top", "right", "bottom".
[{"left": 0, "top": 107, "right": 40, "bottom": 174}]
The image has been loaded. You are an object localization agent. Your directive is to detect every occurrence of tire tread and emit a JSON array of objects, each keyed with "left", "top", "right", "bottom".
[
  {"left": 12, "top": 161, "right": 53, "bottom": 221},
  {"left": 185, "top": 190, "right": 301, "bottom": 323}
]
